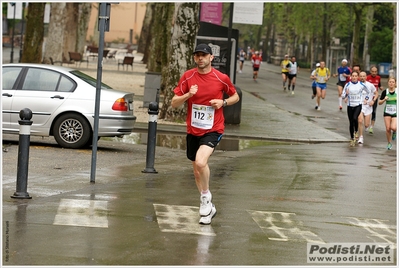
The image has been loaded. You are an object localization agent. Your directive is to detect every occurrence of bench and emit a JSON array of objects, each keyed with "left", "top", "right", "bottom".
[
  {"left": 118, "top": 56, "right": 134, "bottom": 71},
  {"left": 68, "top": 52, "right": 89, "bottom": 68},
  {"left": 86, "top": 46, "right": 110, "bottom": 61}
]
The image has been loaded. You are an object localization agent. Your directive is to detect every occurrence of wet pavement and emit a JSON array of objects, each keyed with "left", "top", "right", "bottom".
[{"left": 2, "top": 47, "right": 397, "bottom": 266}]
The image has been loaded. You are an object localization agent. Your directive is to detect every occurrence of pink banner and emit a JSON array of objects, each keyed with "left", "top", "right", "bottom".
[{"left": 200, "top": 3, "right": 222, "bottom": 25}]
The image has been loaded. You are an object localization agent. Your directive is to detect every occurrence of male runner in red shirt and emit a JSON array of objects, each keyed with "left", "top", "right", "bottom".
[
  {"left": 172, "top": 43, "right": 239, "bottom": 225},
  {"left": 366, "top": 65, "right": 384, "bottom": 133},
  {"left": 251, "top": 51, "right": 262, "bottom": 80}
]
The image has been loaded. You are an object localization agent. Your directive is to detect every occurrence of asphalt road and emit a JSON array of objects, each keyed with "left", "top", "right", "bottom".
[{"left": 2, "top": 55, "right": 397, "bottom": 266}]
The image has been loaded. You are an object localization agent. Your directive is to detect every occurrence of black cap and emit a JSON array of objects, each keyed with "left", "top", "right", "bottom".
[{"left": 193, "top": 43, "right": 212, "bottom": 55}]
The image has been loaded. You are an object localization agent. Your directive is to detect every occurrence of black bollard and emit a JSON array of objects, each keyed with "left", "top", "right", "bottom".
[
  {"left": 11, "top": 108, "right": 33, "bottom": 199},
  {"left": 142, "top": 102, "right": 158, "bottom": 173}
]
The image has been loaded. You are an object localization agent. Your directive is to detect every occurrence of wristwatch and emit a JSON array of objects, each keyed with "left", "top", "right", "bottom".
[{"left": 223, "top": 99, "right": 228, "bottom": 107}]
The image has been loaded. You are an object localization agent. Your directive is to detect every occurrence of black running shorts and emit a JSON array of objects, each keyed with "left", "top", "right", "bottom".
[{"left": 186, "top": 132, "right": 223, "bottom": 161}]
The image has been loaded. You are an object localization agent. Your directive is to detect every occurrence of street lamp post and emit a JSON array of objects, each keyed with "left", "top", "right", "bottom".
[
  {"left": 10, "top": 2, "right": 16, "bottom": 63},
  {"left": 19, "top": 3, "right": 25, "bottom": 62}
]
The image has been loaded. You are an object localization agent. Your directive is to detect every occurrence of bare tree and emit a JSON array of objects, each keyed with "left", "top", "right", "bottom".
[
  {"left": 147, "top": 3, "right": 174, "bottom": 73},
  {"left": 43, "top": 3, "right": 91, "bottom": 64},
  {"left": 62, "top": 3, "right": 79, "bottom": 61},
  {"left": 362, "top": 5, "right": 374, "bottom": 69},
  {"left": 21, "top": 3, "right": 45, "bottom": 63},
  {"left": 351, "top": 4, "right": 364, "bottom": 66},
  {"left": 160, "top": 3, "right": 200, "bottom": 121},
  {"left": 43, "top": 3, "right": 66, "bottom": 64},
  {"left": 137, "top": 2, "right": 154, "bottom": 61},
  {"left": 76, "top": 3, "right": 92, "bottom": 54}
]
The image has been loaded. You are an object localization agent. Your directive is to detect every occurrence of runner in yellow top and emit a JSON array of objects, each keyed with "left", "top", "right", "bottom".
[
  {"left": 280, "top": 54, "right": 290, "bottom": 91},
  {"left": 311, "top": 61, "right": 330, "bottom": 110}
]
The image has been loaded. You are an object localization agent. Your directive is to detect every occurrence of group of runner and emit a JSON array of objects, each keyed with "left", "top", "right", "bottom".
[
  {"left": 310, "top": 59, "right": 396, "bottom": 149},
  {"left": 238, "top": 52, "right": 396, "bottom": 150}
]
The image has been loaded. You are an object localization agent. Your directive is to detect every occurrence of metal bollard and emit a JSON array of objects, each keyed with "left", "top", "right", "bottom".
[
  {"left": 11, "top": 108, "right": 33, "bottom": 199},
  {"left": 142, "top": 102, "right": 159, "bottom": 173}
]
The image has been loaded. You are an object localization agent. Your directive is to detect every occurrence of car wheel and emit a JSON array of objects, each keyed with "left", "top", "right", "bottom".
[{"left": 53, "top": 113, "right": 92, "bottom": 149}]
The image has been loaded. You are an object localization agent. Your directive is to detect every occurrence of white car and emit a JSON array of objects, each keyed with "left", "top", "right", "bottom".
[{"left": 2, "top": 63, "right": 136, "bottom": 149}]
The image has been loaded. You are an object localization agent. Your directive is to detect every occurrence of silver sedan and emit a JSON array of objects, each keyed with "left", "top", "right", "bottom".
[{"left": 2, "top": 63, "right": 136, "bottom": 149}]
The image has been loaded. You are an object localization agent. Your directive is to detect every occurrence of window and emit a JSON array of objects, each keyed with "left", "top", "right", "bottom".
[
  {"left": 2, "top": 67, "right": 23, "bottom": 90},
  {"left": 20, "top": 68, "right": 75, "bottom": 92},
  {"left": 58, "top": 76, "right": 75, "bottom": 92}
]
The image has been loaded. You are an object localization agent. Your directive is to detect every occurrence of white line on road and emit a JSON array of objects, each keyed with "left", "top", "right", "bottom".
[
  {"left": 53, "top": 199, "right": 108, "bottom": 228},
  {"left": 153, "top": 204, "right": 216, "bottom": 236},
  {"left": 248, "top": 210, "right": 325, "bottom": 244}
]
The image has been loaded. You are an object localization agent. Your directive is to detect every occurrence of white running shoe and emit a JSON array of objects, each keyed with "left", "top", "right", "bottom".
[
  {"left": 358, "top": 136, "right": 364, "bottom": 144},
  {"left": 317, "top": 106, "right": 321, "bottom": 111},
  {"left": 199, "top": 194, "right": 212, "bottom": 216},
  {"left": 199, "top": 204, "right": 217, "bottom": 225}
]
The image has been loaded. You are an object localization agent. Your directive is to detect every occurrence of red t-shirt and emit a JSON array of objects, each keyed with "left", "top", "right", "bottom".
[
  {"left": 366, "top": 74, "right": 381, "bottom": 93},
  {"left": 251, "top": 55, "right": 262, "bottom": 68},
  {"left": 346, "top": 67, "right": 352, "bottom": 83},
  {"left": 173, "top": 68, "right": 236, "bottom": 136}
]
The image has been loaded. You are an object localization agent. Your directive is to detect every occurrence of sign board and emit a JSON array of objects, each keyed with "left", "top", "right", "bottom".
[
  {"left": 200, "top": 3, "right": 223, "bottom": 25},
  {"left": 196, "top": 36, "right": 236, "bottom": 83},
  {"left": 7, "top": 3, "right": 23, "bottom": 19},
  {"left": 44, "top": 4, "right": 51, "bottom": 23},
  {"left": 233, "top": 3, "right": 264, "bottom": 25}
]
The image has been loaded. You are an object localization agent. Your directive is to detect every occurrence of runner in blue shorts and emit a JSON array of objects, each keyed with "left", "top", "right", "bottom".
[{"left": 311, "top": 61, "right": 330, "bottom": 110}]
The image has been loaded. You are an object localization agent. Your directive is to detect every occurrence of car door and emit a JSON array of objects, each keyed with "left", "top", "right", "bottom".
[
  {"left": 2, "top": 66, "right": 24, "bottom": 131},
  {"left": 10, "top": 67, "right": 75, "bottom": 135}
]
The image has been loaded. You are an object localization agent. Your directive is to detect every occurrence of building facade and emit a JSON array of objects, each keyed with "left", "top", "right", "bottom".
[{"left": 86, "top": 2, "right": 147, "bottom": 45}]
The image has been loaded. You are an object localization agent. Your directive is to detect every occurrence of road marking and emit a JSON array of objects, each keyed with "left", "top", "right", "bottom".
[
  {"left": 153, "top": 204, "right": 216, "bottom": 236},
  {"left": 248, "top": 210, "right": 324, "bottom": 243},
  {"left": 53, "top": 199, "right": 108, "bottom": 228},
  {"left": 345, "top": 217, "right": 397, "bottom": 248}
]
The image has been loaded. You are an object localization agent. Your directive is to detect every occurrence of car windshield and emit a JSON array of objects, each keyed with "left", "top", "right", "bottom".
[{"left": 70, "top": 70, "right": 113, "bottom": 89}]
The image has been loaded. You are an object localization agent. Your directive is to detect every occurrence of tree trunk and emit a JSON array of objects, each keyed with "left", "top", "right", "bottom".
[
  {"left": 63, "top": 3, "right": 79, "bottom": 61},
  {"left": 21, "top": 3, "right": 45, "bottom": 63},
  {"left": 321, "top": 3, "right": 328, "bottom": 61},
  {"left": 362, "top": 5, "right": 374, "bottom": 70},
  {"left": 89, "top": 4, "right": 99, "bottom": 46},
  {"left": 264, "top": 5, "right": 274, "bottom": 60},
  {"left": 392, "top": 3, "right": 397, "bottom": 71},
  {"left": 138, "top": 3, "right": 152, "bottom": 56},
  {"left": 147, "top": 3, "right": 174, "bottom": 73},
  {"left": 159, "top": 3, "right": 200, "bottom": 121},
  {"left": 352, "top": 5, "right": 363, "bottom": 66},
  {"left": 43, "top": 3, "right": 66, "bottom": 64},
  {"left": 77, "top": 3, "right": 91, "bottom": 54}
]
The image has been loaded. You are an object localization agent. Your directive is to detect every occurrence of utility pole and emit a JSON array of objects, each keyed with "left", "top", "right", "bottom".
[
  {"left": 10, "top": 2, "right": 16, "bottom": 63},
  {"left": 90, "top": 3, "right": 111, "bottom": 183},
  {"left": 19, "top": 2, "right": 26, "bottom": 62}
]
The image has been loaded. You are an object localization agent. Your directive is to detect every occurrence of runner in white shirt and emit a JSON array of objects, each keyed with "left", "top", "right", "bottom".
[
  {"left": 357, "top": 71, "right": 378, "bottom": 144},
  {"left": 287, "top": 56, "right": 299, "bottom": 95},
  {"left": 342, "top": 71, "right": 371, "bottom": 147}
]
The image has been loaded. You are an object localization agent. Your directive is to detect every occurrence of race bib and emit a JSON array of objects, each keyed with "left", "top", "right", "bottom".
[
  {"left": 191, "top": 104, "right": 215, "bottom": 129},
  {"left": 385, "top": 104, "right": 396, "bottom": 115},
  {"left": 349, "top": 94, "right": 361, "bottom": 101},
  {"left": 339, "top": 74, "right": 346, "bottom": 81}
]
